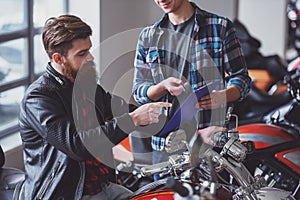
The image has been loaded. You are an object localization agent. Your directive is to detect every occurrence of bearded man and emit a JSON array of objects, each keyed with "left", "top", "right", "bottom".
[{"left": 18, "top": 15, "right": 170, "bottom": 200}]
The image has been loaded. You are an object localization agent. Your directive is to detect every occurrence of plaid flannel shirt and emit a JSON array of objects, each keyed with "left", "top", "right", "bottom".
[{"left": 132, "top": 3, "right": 251, "bottom": 151}]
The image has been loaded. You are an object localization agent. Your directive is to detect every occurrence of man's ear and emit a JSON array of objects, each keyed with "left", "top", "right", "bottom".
[{"left": 52, "top": 53, "right": 63, "bottom": 64}]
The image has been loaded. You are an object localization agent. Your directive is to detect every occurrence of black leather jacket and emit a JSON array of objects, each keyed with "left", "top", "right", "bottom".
[{"left": 18, "top": 64, "right": 136, "bottom": 200}]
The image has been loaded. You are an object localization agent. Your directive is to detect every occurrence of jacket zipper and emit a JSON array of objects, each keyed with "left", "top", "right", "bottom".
[
  {"left": 37, "top": 161, "right": 61, "bottom": 200},
  {"left": 47, "top": 69, "right": 64, "bottom": 85}
]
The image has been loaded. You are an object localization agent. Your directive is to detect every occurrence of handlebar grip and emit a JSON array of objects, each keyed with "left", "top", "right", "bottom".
[{"left": 166, "top": 177, "right": 191, "bottom": 197}]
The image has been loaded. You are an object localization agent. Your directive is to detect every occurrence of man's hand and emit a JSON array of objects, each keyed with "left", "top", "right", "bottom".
[
  {"left": 197, "top": 126, "right": 226, "bottom": 145},
  {"left": 196, "top": 90, "right": 226, "bottom": 109},
  {"left": 129, "top": 102, "right": 172, "bottom": 126},
  {"left": 161, "top": 77, "right": 188, "bottom": 96},
  {"left": 196, "top": 86, "right": 241, "bottom": 109},
  {"left": 147, "top": 77, "right": 188, "bottom": 101}
]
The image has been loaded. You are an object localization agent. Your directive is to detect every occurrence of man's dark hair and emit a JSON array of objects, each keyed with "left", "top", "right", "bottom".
[{"left": 42, "top": 15, "right": 92, "bottom": 59}]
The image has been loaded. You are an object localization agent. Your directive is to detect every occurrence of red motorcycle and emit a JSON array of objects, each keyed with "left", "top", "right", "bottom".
[
  {"left": 237, "top": 67, "right": 300, "bottom": 199},
  {"left": 124, "top": 116, "right": 295, "bottom": 200},
  {"left": 238, "top": 124, "right": 300, "bottom": 197}
]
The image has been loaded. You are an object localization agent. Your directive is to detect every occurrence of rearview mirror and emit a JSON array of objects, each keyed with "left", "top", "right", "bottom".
[{"left": 165, "top": 129, "right": 187, "bottom": 153}]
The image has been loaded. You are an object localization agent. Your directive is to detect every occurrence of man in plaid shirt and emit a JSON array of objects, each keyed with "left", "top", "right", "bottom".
[{"left": 132, "top": 0, "right": 251, "bottom": 180}]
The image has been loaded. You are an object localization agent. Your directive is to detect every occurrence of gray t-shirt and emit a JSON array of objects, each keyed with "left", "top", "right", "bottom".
[
  {"left": 161, "top": 13, "right": 195, "bottom": 81},
  {"left": 159, "top": 14, "right": 197, "bottom": 139}
]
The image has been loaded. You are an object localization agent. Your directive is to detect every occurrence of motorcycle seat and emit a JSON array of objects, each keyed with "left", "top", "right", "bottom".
[
  {"left": 0, "top": 145, "right": 24, "bottom": 200},
  {"left": 248, "top": 85, "right": 292, "bottom": 105}
]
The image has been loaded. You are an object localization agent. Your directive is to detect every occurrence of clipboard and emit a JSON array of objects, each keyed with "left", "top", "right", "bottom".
[{"left": 158, "top": 81, "right": 220, "bottom": 136}]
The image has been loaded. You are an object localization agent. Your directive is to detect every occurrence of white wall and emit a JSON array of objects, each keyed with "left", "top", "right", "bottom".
[
  {"left": 193, "top": 0, "right": 237, "bottom": 20},
  {"left": 238, "top": 0, "right": 288, "bottom": 58},
  {"left": 98, "top": 0, "right": 163, "bottom": 101},
  {"left": 69, "top": 0, "right": 101, "bottom": 70},
  {"left": 69, "top": 0, "right": 100, "bottom": 51},
  {"left": 100, "top": 0, "right": 162, "bottom": 42}
]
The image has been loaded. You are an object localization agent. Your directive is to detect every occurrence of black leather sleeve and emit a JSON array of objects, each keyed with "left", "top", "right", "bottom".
[{"left": 20, "top": 82, "right": 92, "bottom": 161}]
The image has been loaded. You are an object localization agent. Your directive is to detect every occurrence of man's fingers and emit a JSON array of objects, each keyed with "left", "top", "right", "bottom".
[
  {"left": 152, "top": 102, "right": 172, "bottom": 107},
  {"left": 183, "top": 82, "right": 189, "bottom": 88}
]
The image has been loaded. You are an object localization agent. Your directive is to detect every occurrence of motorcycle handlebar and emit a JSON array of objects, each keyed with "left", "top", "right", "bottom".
[
  {"left": 140, "top": 161, "right": 170, "bottom": 177},
  {"left": 212, "top": 131, "right": 229, "bottom": 148}
]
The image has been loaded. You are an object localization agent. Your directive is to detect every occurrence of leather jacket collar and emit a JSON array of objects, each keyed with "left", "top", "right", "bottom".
[{"left": 46, "top": 63, "right": 72, "bottom": 86}]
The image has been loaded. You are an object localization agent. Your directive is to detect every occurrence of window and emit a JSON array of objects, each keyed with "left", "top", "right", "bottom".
[{"left": 0, "top": 0, "right": 68, "bottom": 138}]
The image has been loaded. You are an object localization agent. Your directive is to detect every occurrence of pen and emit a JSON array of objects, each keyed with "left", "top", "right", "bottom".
[{"left": 180, "top": 83, "right": 186, "bottom": 92}]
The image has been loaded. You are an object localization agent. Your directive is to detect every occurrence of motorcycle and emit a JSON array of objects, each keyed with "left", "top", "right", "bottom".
[
  {"left": 232, "top": 58, "right": 300, "bottom": 126},
  {"left": 115, "top": 67, "right": 300, "bottom": 199},
  {"left": 237, "top": 66, "right": 300, "bottom": 199},
  {"left": 232, "top": 11, "right": 300, "bottom": 126},
  {"left": 129, "top": 112, "right": 295, "bottom": 200},
  {"left": 233, "top": 19, "right": 289, "bottom": 95}
]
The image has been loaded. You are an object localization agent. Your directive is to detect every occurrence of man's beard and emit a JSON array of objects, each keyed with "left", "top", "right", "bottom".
[
  {"left": 62, "top": 60, "right": 98, "bottom": 84},
  {"left": 73, "top": 60, "right": 99, "bottom": 99},
  {"left": 62, "top": 61, "right": 77, "bottom": 82}
]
